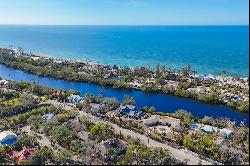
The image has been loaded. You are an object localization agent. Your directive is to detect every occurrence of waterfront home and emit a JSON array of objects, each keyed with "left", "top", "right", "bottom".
[
  {"left": 231, "top": 95, "right": 243, "bottom": 103},
  {"left": 9, "top": 146, "right": 38, "bottom": 164},
  {"left": 95, "top": 139, "right": 128, "bottom": 160},
  {"left": 128, "top": 81, "right": 143, "bottom": 88},
  {"left": 67, "top": 94, "right": 83, "bottom": 104},
  {"left": 201, "top": 125, "right": 219, "bottom": 134},
  {"left": 214, "top": 137, "right": 230, "bottom": 151},
  {"left": 119, "top": 105, "right": 146, "bottom": 119},
  {"left": 42, "top": 113, "right": 55, "bottom": 121},
  {"left": 159, "top": 116, "right": 181, "bottom": 130},
  {"left": 220, "top": 128, "right": 234, "bottom": 139},
  {"left": 144, "top": 115, "right": 160, "bottom": 126},
  {"left": 0, "top": 131, "right": 17, "bottom": 145}
]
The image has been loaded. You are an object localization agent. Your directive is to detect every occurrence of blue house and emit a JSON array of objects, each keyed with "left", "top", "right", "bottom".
[
  {"left": 67, "top": 94, "right": 83, "bottom": 104},
  {"left": 119, "top": 105, "right": 146, "bottom": 119}
]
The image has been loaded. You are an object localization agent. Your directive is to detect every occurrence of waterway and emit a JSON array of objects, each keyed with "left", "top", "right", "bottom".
[{"left": 0, "top": 64, "right": 248, "bottom": 126}]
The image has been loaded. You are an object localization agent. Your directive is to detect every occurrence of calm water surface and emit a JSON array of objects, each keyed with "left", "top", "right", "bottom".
[
  {"left": 0, "top": 25, "right": 249, "bottom": 77},
  {"left": 0, "top": 64, "right": 248, "bottom": 126}
]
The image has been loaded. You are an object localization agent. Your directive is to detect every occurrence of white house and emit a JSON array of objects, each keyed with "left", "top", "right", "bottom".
[
  {"left": 201, "top": 125, "right": 215, "bottom": 133},
  {"left": 128, "top": 82, "right": 143, "bottom": 88},
  {"left": 0, "top": 131, "right": 17, "bottom": 145},
  {"left": 67, "top": 94, "right": 83, "bottom": 104},
  {"left": 0, "top": 79, "right": 8, "bottom": 85},
  {"left": 220, "top": 128, "right": 234, "bottom": 139}
]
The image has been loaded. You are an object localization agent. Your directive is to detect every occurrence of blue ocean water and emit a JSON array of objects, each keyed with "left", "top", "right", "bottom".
[{"left": 0, "top": 25, "right": 249, "bottom": 77}]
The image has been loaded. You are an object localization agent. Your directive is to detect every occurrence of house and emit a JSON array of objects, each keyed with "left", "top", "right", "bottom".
[
  {"left": 128, "top": 82, "right": 143, "bottom": 88},
  {"left": 144, "top": 115, "right": 160, "bottom": 126},
  {"left": 201, "top": 125, "right": 215, "bottom": 134},
  {"left": 231, "top": 95, "right": 243, "bottom": 103},
  {"left": 220, "top": 128, "right": 234, "bottom": 139},
  {"left": 191, "top": 123, "right": 201, "bottom": 130},
  {"left": 159, "top": 116, "right": 181, "bottom": 129},
  {"left": 95, "top": 139, "right": 128, "bottom": 160},
  {"left": 30, "top": 56, "right": 40, "bottom": 61},
  {"left": 67, "top": 94, "right": 83, "bottom": 104},
  {"left": 90, "top": 103, "right": 104, "bottom": 113},
  {"left": 119, "top": 105, "right": 146, "bottom": 119},
  {"left": 9, "top": 146, "right": 38, "bottom": 164},
  {"left": 214, "top": 138, "right": 230, "bottom": 151},
  {"left": 0, "top": 131, "right": 17, "bottom": 145},
  {"left": 0, "top": 79, "right": 8, "bottom": 85},
  {"left": 42, "top": 113, "right": 55, "bottom": 121}
]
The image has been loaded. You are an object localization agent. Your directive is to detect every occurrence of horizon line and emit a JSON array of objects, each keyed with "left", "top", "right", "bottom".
[{"left": 0, "top": 23, "right": 249, "bottom": 26}]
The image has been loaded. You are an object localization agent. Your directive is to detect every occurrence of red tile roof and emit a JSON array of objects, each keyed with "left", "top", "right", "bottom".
[{"left": 9, "top": 146, "right": 38, "bottom": 164}]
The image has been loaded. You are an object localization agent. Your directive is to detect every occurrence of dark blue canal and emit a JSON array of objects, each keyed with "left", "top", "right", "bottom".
[{"left": 0, "top": 64, "right": 248, "bottom": 126}]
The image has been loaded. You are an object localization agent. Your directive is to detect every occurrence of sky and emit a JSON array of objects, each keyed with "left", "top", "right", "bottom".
[{"left": 0, "top": 0, "right": 249, "bottom": 25}]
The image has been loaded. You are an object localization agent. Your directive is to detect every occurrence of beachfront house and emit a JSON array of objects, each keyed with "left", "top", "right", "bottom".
[
  {"left": 119, "top": 105, "right": 146, "bottom": 119},
  {"left": 0, "top": 131, "right": 17, "bottom": 145},
  {"left": 67, "top": 94, "right": 83, "bottom": 104},
  {"left": 42, "top": 113, "right": 55, "bottom": 121},
  {"left": 220, "top": 128, "right": 234, "bottom": 139},
  {"left": 197, "top": 74, "right": 216, "bottom": 82}
]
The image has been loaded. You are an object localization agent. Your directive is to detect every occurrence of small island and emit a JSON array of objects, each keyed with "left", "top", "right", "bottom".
[{"left": 0, "top": 47, "right": 249, "bottom": 112}]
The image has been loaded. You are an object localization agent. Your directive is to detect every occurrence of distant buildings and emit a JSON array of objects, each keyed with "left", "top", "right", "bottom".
[{"left": 0, "top": 131, "right": 17, "bottom": 145}]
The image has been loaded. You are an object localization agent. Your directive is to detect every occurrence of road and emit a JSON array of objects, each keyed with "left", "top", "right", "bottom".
[
  {"left": 21, "top": 126, "right": 82, "bottom": 163},
  {"left": 78, "top": 111, "right": 215, "bottom": 165}
]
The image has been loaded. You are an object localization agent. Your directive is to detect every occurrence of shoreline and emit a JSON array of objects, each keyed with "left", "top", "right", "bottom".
[
  {"left": 1, "top": 44, "right": 249, "bottom": 78},
  {"left": 0, "top": 47, "right": 249, "bottom": 112},
  {"left": 11, "top": 47, "right": 250, "bottom": 79}
]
